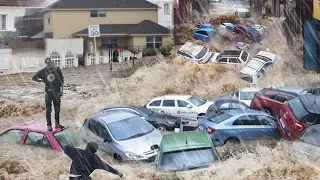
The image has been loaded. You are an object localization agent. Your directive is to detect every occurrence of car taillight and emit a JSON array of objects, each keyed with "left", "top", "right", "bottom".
[
  {"left": 207, "top": 127, "right": 215, "bottom": 134},
  {"left": 293, "top": 123, "right": 303, "bottom": 132}
]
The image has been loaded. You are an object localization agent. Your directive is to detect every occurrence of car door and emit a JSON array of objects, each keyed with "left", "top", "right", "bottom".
[
  {"left": 161, "top": 99, "right": 178, "bottom": 117},
  {"left": 147, "top": 99, "right": 163, "bottom": 113},
  {"left": 268, "top": 94, "right": 293, "bottom": 116},
  {"left": 24, "top": 131, "right": 52, "bottom": 149},
  {"left": 232, "top": 115, "right": 264, "bottom": 141},
  {"left": 257, "top": 115, "right": 281, "bottom": 139},
  {"left": 216, "top": 57, "right": 228, "bottom": 64},
  {"left": 228, "top": 57, "right": 241, "bottom": 64},
  {"left": 87, "top": 120, "right": 113, "bottom": 154},
  {"left": 176, "top": 100, "right": 196, "bottom": 119},
  {"left": 194, "top": 30, "right": 209, "bottom": 40}
]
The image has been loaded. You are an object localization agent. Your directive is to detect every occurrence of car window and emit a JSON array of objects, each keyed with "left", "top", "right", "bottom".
[
  {"left": 239, "top": 91, "right": 255, "bottom": 100},
  {"left": 24, "top": 131, "right": 51, "bottom": 148},
  {"left": 241, "top": 52, "right": 249, "bottom": 62},
  {"left": 262, "top": 63, "right": 271, "bottom": 70},
  {"left": 229, "top": 58, "right": 240, "bottom": 63},
  {"left": 233, "top": 115, "right": 260, "bottom": 125},
  {"left": 230, "top": 102, "right": 247, "bottom": 109},
  {"left": 258, "top": 115, "right": 276, "bottom": 126},
  {"left": 218, "top": 58, "right": 228, "bottom": 63},
  {"left": 0, "top": 129, "right": 25, "bottom": 143},
  {"left": 208, "top": 113, "right": 233, "bottom": 123},
  {"left": 276, "top": 95, "right": 293, "bottom": 102},
  {"left": 196, "top": 30, "right": 208, "bottom": 36},
  {"left": 162, "top": 100, "right": 175, "bottom": 107},
  {"left": 88, "top": 120, "right": 109, "bottom": 139},
  {"left": 54, "top": 128, "right": 83, "bottom": 148},
  {"left": 149, "top": 100, "right": 162, "bottom": 106},
  {"left": 219, "top": 103, "right": 231, "bottom": 109},
  {"left": 233, "top": 91, "right": 239, "bottom": 98},
  {"left": 177, "top": 100, "right": 190, "bottom": 107}
]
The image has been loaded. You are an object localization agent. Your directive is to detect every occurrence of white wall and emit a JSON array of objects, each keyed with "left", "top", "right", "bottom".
[
  {"left": 146, "top": 0, "right": 174, "bottom": 30},
  {"left": 46, "top": 38, "right": 84, "bottom": 68},
  {"left": 0, "top": 7, "right": 26, "bottom": 32}
]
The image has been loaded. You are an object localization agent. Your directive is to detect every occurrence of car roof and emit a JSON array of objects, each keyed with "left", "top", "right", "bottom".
[
  {"left": 179, "top": 42, "right": 205, "bottom": 55},
  {"left": 256, "top": 51, "right": 277, "bottom": 61},
  {"left": 103, "top": 105, "right": 134, "bottom": 110},
  {"left": 92, "top": 112, "right": 139, "bottom": 124},
  {"left": 275, "top": 87, "right": 307, "bottom": 94},
  {"left": 9, "top": 120, "right": 67, "bottom": 133},
  {"left": 219, "top": 50, "right": 243, "bottom": 57},
  {"left": 210, "top": 95, "right": 233, "bottom": 102},
  {"left": 241, "top": 58, "right": 266, "bottom": 75},
  {"left": 196, "top": 27, "right": 214, "bottom": 32},
  {"left": 298, "top": 95, "right": 320, "bottom": 115},
  {"left": 161, "top": 131, "right": 213, "bottom": 153},
  {"left": 151, "top": 95, "right": 192, "bottom": 101}
]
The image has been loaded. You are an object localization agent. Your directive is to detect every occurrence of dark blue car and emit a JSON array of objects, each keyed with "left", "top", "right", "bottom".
[
  {"left": 194, "top": 23, "right": 216, "bottom": 41},
  {"left": 234, "top": 25, "right": 261, "bottom": 42}
]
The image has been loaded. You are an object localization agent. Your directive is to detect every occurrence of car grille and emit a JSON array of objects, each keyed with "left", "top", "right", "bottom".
[{"left": 143, "top": 149, "right": 158, "bottom": 156}]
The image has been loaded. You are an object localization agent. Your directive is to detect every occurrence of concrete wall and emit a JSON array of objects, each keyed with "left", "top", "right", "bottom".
[
  {"left": 44, "top": 9, "right": 158, "bottom": 38},
  {"left": 146, "top": 0, "right": 174, "bottom": 29},
  {"left": 46, "top": 38, "right": 83, "bottom": 68}
]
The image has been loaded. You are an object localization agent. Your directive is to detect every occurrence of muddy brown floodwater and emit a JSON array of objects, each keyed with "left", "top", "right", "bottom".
[{"left": 1, "top": 16, "right": 320, "bottom": 180}]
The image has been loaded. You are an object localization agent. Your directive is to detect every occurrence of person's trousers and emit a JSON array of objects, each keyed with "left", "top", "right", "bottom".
[{"left": 45, "top": 92, "right": 61, "bottom": 126}]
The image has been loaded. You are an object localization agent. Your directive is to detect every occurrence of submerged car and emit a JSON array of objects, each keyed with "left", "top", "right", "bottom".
[
  {"left": 231, "top": 87, "right": 260, "bottom": 106},
  {"left": 234, "top": 25, "right": 261, "bottom": 42},
  {"left": 99, "top": 105, "right": 187, "bottom": 132},
  {"left": 197, "top": 109, "right": 281, "bottom": 146},
  {"left": 0, "top": 120, "right": 82, "bottom": 151},
  {"left": 155, "top": 131, "right": 220, "bottom": 172},
  {"left": 206, "top": 99, "right": 250, "bottom": 117},
  {"left": 146, "top": 95, "right": 214, "bottom": 120},
  {"left": 194, "top": 23, "right": 216, "bottom": 41},
  {"left": 80, "top": 112, "right": 162, "bottom": 162},
  {"left": 177, "top": 42, "right": 213, "bottom": 64},
  {"left": 211, "top": 50, "right": 249, "bottom": 64},
  {"left": 277, "top": 95, "right": 320, "bottom": 141},
  {"left": 292, "top": 124, "right": 320, "bottom": 162}
]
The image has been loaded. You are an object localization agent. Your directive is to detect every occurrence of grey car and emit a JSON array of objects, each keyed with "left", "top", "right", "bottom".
[{"left": 79, "top": 112, "right": 162, "bottom": 162}]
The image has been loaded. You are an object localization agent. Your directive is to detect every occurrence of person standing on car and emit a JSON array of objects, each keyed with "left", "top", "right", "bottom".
[
  {"left": 64, "top": 142, "right": 123, "bottom": 180},
  {"left": 32, "top": 57, "right": 64, "bottom": 131}
]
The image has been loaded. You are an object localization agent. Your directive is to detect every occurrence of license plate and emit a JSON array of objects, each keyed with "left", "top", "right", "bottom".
[{"left": 199, "top": 126, "right": 204, "bottom": 131}]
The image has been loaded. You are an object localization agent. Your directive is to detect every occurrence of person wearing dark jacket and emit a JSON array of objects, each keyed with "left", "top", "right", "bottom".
[
  {"left": 32, "top": 57, "right": 64, "bottom": 131},
  {"left": 64, "top": 142, "right": 123, "bottom": 180}
]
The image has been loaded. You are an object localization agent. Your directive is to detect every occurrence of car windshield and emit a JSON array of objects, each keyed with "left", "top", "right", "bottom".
[
  {"left": 208, "top": 113, "right": 232, "bottom": 123},
  {"left": 288, "top": 97, "right": 309, "bottom": 122},
  {"left": 247, "top": 27, "right": 260, "bottom": 37},
  {"left": 160, "top": 147, "right": 218, "bottom": 172},
  {"left": 54, "top": 128, "right": 83, "bottom": 148},
  {"left": 136, "top": 107, "right": 154, "bottom": 116},
  {"left": 195, "top": 47, "right": 208, "bottom": 59},
  {"left": 187, "top": 97, "right": 206, "bottom": 106},
  {"left": 255, "top": 55, "right": 273, "bottom": 62},
  {"left": 239, "top": 91, "right": 255, "bottom": 100},
  {"left": 107, "top": 116, "right": 154, "bottom": 141},
  {"left": 299, "top": 127, "right": 320, "bottom": 147}
]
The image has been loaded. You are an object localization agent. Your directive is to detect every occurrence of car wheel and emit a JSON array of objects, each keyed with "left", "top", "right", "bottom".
[
  {"left": 224, "top": 137, "right": 240, "bottom": 144},
  {"left": 261, "top": 107, "right": 272, "bottom": 115},
  {"left": 156, "top": 125, "right": 168, "bottom": 132}
]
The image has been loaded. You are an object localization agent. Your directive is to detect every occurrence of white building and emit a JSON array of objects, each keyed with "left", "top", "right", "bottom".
[{"left": 146, "top": 0, "right": 174, "bottom": 30}]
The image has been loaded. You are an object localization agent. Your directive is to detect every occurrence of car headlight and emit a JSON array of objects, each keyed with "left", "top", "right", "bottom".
[{"left": 125, "top": 152, "right": 144, "bottom": 159}]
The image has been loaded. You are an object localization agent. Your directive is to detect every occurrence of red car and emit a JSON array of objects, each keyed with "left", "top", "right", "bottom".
[
  {"left": 277, "top": 95, "right": 320, "bottom": 141},
  {"left": 0, "top": 120, "right": 82, "bottom": 151},
  {"left": 250, "top": 88, "right": 299, "bottom": 117}
]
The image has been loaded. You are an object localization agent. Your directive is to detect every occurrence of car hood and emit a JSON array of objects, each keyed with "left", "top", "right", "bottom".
[{"left": 117, "top": 129, "right": 162, "bottom": 155}]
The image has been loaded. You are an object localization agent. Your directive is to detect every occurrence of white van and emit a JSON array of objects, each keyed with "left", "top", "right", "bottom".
[
  {"left": 240, "top": 51, "right": 277, "bottom": 84},
  {"left": 235, "top": 8, "right": 251, "bottom": 18},
  {"left": 177, "top": 42, "right": 213, "bottom": 64},
  {"left": 145, "top": 95, "right": 214, "bottom": 121}
]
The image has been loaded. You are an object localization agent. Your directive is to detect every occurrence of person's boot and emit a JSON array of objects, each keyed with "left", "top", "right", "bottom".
[
  {"left": 55, "top": 123, "right": 65, "bottom": 129},
  {"left": 47, "top": 125, "right": 53, "bottom": 131}
]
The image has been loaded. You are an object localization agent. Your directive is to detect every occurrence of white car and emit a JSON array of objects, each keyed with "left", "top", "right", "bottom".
[
  {"left": 231, "top": 87, "right": 260, "bottom": 106},
  {"left": 211, "top": 50, "right": 250, "bottom": 64},
  {"left": 145, "top": 95, "right": 214, "bottom": 121},
  {"left": 240, "top": 50, "right": 277, "bottom": 84},
  {"left": 293, "top": 124, "right": 320, "bottom": 163},
  {"left": 177, "top": 42, "right": 213, "bottom": 64}
]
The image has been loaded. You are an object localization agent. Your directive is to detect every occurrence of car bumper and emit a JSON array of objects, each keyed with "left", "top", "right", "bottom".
[{"left": 122, "top": 151, "right": 158, "bottom": 162}]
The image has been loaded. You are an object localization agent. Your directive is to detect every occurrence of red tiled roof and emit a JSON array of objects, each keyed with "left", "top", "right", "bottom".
[{"left": 0, "top": 0, "right": 50, "bottom": 7}]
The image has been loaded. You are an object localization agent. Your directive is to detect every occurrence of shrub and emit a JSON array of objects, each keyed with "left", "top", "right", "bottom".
[
  {"left": 160, "top": 44, "right": 173, "bottom": 57},
  {"left": 142, "top": 48, "right": 157, "bottom": 56}
]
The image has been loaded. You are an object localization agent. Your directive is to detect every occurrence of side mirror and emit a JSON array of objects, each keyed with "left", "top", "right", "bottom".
[
  {"left": 186, "top": 104, "right": 192, "bottom": 108},
  {"left": 103, "top": 136, "right": 111, "bottom": 143},
  {"left": 151, "top": 144, "right": 159, "bottom": 150}
]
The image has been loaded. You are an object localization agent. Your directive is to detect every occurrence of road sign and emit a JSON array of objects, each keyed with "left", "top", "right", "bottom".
[{"left": 88, "top": 25, "right": 100, "bottom": 38}]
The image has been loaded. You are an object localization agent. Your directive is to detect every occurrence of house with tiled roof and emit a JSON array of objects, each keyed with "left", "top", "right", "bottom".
[
  {"left": 40, "top": 0, "right": 173, "bottom": 51},
  {"left": 0, "top": 0, "right": 56, "bottom": 42}
]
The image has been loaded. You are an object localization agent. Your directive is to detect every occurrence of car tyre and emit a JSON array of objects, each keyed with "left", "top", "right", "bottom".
[
  {"left": 156, "top": 125, "right": 168, "bottom": 132},
  {"left": 114, "top": 154, "right": 123, "bottom": 162},
  {"left": 261, "top": 107, "right": 272, "bottom": 116}
]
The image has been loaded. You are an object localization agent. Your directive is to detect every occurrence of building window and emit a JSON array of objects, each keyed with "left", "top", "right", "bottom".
[
  {"left": 65, "top": 51, "right": 74, "bottom": 68},
  {"left": 50, "top": 51, "right": 61, "bottom": 67},
  {"left": 90, "top": 10, "right": 106, "bottom": 17},
  {"left": 0, "top": 14, "right": 7, "bottom": 30},
  {"left": 164, "top": 4, "right": 170, "bottom": 15},
  {"left": 146, "top": 36, "right": 162, "bottom": 49},
  {"left": 102, "top": 37, "right": 117, "bottom": 46},
  {"left": 48, "top": 18, "right": 50, "bottom": 24}
]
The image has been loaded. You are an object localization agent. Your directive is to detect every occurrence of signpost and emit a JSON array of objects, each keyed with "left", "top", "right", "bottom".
[{"left": 88, "top": 25, "right": 100, "bottom": 57}]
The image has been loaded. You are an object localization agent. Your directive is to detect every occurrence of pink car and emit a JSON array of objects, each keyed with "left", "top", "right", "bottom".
[{"left": 0, "top": 120, "right": 82, "bottom": 151}]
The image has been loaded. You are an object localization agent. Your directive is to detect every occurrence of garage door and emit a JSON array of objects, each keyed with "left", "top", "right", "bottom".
[
  {"left": 21, "top": 56, "right": 39, "bottom": 68},
  {"left": 0, "top": 53, "right": 9, "bottom": 70}
]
